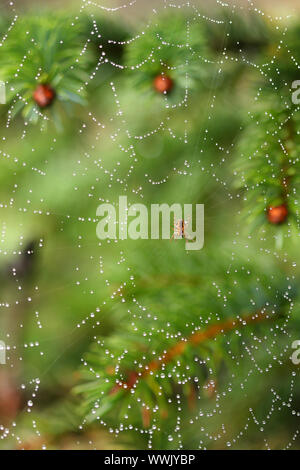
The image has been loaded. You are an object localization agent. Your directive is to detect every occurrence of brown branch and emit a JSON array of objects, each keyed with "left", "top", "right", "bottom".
[{"left": 112, "top": 310, "right": 271, "bottom": 393}]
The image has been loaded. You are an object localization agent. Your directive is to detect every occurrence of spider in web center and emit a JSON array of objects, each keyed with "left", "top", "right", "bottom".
[{"left": 170, "top": 218, "right": 195, "bottom": 242}]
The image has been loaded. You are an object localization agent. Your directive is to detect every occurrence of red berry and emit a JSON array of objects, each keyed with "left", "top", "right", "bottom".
[
  {"left": 153, "top": 74, "right": 174, "bottom": 94},
  {"left": 33, "top": 84, "right": 56, "bottom": 108},
  {"left": 267, "top": 204, "right": 288, "bottom": 225}
]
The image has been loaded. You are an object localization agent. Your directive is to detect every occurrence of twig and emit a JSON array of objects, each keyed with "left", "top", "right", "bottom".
[{"left": 113, "top": 310, "right": 271, "bottom": 392}]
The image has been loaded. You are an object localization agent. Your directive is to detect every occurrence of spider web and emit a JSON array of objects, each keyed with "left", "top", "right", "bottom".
[{"left": 0, "top": 0, "right": 299, "bottom": 451}]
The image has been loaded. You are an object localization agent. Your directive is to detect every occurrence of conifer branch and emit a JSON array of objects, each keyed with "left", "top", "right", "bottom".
[{"left": 113, "top": 310, "right": 272, "bottom": 393}]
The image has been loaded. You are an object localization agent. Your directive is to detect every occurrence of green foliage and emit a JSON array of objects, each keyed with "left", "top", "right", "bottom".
[
  {"left": 263, "top": 20, "right": 300, "bottom": 89},
  {"left": 125, "top": 12, "right": 210, "bottom": 100},
  {"left": 206, "top": 10, "right": 271, "bottom": 54},
  {"left": 0, "top": 3, "right": 300, "bottom": 451},
  {"left": 0, "top": 14, "right": 91, "bottom": 128},
  {"left": 74, "top": 250, "right": 296, "bottom": 448},
  {"left": 233, "top": 98, "right": 300, "bottom": 239}
]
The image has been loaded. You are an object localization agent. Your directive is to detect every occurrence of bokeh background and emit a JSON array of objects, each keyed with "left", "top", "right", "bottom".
[{"left": 0, "top": 0, "right": 300, "bottom": 450}]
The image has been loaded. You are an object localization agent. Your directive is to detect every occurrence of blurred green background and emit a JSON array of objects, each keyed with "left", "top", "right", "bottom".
[{"left": 0, "top": 0, "right": 300, "bottom": 450}]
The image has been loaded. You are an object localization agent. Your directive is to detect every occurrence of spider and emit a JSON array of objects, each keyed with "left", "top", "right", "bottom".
[{"left": 170, "top": 217, "right": 195, "bottom": 241}]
